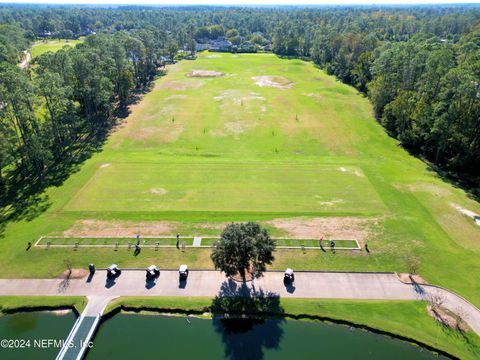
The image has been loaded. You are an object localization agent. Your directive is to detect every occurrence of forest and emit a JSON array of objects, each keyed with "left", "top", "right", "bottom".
[{"left": 0, "top": 4, "right": 479, "bottom": 214}]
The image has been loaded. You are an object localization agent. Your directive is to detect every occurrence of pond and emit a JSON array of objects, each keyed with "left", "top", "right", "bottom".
[
  {"left": 0, "top": 311, "right": 76, "bottom": 360},
  {"left": 0, "top": 311, "right": 447, "bottom": 359},
  {"left": 87, "top": 314, "right": 445, "bottom": 360}
]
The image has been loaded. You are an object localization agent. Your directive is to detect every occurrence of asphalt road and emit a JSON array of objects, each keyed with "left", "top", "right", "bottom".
[{"left": 1, "top": 270, "right": 479, "bottom": 335}]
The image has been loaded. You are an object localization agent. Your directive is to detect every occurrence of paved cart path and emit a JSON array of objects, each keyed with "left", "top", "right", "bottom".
[{"left": 1, "top": 271, "right": 479, "bottom": 335}]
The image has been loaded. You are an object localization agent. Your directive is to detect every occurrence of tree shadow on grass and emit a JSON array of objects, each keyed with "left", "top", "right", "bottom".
[
  {"left": 211, "top": 279, "right": 285, "bottom": 360},
  {"left": 0, "top": 126, "right": 109, "bottom": 239}
]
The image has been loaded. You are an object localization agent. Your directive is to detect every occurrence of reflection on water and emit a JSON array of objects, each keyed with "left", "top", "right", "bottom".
[
  {"left": 213, "top": 318, "right": 284, "bottom": 360},
  {"left": 0, "top": 311, "right": 449, "bottom": 360},
  {"left": 6, "top": 313, "right": 39, "bottom": 334},
  {"left": 0, "top": 311, "right": 76, "bottom": 360},
  {"left": 87, "top": 314, "right": 445, "bottom": 360}
]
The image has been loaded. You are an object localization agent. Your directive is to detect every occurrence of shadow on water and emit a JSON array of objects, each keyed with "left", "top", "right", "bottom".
[{"left": 211, "top": 279, "right": 285, "bottom": 360}]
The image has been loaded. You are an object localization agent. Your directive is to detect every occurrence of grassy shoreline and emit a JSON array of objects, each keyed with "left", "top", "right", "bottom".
[
  {"left": 2, "top": 295, "right": 480, "bottom": 358},
  {"left": 0, "top": 296, "right": 87, "bottom": 315},
  {"left": 103, "top": 296, "right": 480, "bottom": 360}
]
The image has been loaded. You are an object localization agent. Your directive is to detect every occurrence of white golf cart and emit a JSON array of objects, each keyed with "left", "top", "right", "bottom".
[
  {"left": 146, "top": 265, "right": 160, "bottom": 279},
  {"left": 284, "top": 268, "right": 294, "bottom": 283},
  {"left": 179, "top": 264, "right": 189, "bottom": 280},
  {"left": 107, "top": 264, "right": 121, "bottom": 278}
]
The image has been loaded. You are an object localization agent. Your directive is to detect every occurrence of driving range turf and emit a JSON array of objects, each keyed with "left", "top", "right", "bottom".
[
  {"left": 30, "top": 38, "right": 84, "bottom": 59},
  {"left": 1, "top": 52, "right": 480, "bottom": 309}
]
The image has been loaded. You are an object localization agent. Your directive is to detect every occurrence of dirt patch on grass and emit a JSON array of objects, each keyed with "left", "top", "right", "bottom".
[
  {"left": 165, "top": 94, "right": 187, "bottom": 101},
  {"left": 427, "top": 305, "right": 470, "bottom": 332},
  {"left": 211, "top": 120, "right": 257, "bottom": 138},
  {"left": 60, "top": 268, "right": 88, "bottom": 279},
  {"left": 131, "top": 123, "right": 184, "bottom": 143},
  {"left": 187, "top": 70, "right": 224, "bottom": 78},
  {"left": 156, "top": 79, "right": 204, "bottom": 91},
  {"left": 214, "top": 90, "right": 265, "bottom": 105},
  {"left": 337, "top": 167, "right": 364, "bottom": 177},
  {"left": 406, "top": 182, "right": 450, "bottom": 196},
  {"left": 252, "top": 76, "right": 293, "bottom": 89},
  {"left": 63, "top": 220, "right": 178, "bottom": 237},
  {"left": 397, "top": 273, "right": 428, "bottom": 284},
  {"left": 267, "top": 217, "right": 377, "bottom": 243},
  {"left": 451, "top": 203, "right": 480, "bottom": 225},
  {"left": 148, "top": 188, "right": 168, "bottom": 195},
  {"left": 303, "top": 93, "right": 322, "bottom": 100}
]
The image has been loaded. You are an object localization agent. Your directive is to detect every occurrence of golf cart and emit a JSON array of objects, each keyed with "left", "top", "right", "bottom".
[
  {"left": 146, "top": 265, "right": 160, "bottom": 279},
  {"left": 284, "top": 268, "right": 294, "bottom": 283},
  {"left": 179, "top": 264, "right": 189, "bottom": 280},
  {"left": 107, "top": 264, "right": 121, "bottom": 278}
]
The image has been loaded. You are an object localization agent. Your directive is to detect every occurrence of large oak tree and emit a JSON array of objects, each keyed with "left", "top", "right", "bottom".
[{"left": 211, "top": 222, "right": 276, "bottom": 282}]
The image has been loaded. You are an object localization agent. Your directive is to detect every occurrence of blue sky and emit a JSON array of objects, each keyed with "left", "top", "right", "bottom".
[{"left": 1, "top": 0, "right": 479, "bottom": 5}]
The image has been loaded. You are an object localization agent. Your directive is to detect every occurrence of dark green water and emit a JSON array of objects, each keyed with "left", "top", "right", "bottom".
[
  {"left": 88, "top": 315, "right": 445, "bottom": 360},
  {"left": 0, "top": 311, "right": 76, "bottom": 360}
]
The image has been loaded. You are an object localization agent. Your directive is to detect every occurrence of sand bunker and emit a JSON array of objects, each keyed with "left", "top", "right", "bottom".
[
  {"left": 100, "top": 163, "right": 110, "bottom": 168},
  {"left": 252, "top": 76, "right": 293, "bottom": 89},
  {"left": 187, "top": 70, "right": 225, "bottom": 78}
]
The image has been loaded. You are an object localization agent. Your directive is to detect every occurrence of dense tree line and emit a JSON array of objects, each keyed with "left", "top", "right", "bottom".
[
  {"left": 0, "top": 24, "right": 174, "bottom": 212},
  {"left": 0, "top": 5, "right": 479, "bottom": 200}
]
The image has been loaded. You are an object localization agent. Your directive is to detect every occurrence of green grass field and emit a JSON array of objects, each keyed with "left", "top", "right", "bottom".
[
  {"left": 30, "top": 38, "right": 84, "bottom": 58},
  {"left": 2, "top": 52, "right": 480, "bottom": 311}
]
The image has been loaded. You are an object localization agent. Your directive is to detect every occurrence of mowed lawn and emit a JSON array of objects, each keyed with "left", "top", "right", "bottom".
[
  {"left": 30, "top": 38, "right": 84, "bottom": 58},
  {"left": 66, "top": 163, "right": 383, "bottom": 213},
  {"left": 1, "top": 53, "right": 480, "bottom": 309}
]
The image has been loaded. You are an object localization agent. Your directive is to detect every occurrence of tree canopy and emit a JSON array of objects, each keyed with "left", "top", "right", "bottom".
[{"left": 211, "top": 222, "right": 276, "bottom": 281}]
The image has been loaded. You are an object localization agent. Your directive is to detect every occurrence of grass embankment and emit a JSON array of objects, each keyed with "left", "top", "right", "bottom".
[
  {"left": 0, "top": 296, "right": 87, "bottom": 315},
  {"left": 103, "top": 297, "right": 480, "bottom": 360}
]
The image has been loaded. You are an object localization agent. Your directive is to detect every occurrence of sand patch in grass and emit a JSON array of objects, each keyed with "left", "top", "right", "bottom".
[
  {"left": 252, "top": 76, "right": 293, "bottom": 89},
  {"left": 187, "top": 70, "right": 225, "bottom": 78},
  {"left": 211, "top": 120, "right": 257, "bottom": 138},
  {"left": 156, "top": 79, "right": 204, "bottom": 91},
  {"left": 214, "top": 90, "right": 265, "bottom": 104},
  {"left": 60, "top": 268, "right": 88, "bottom": 279},
  {"left": 63, "top": 220, "right": 178, "bottom": 237},
  {"left": 165, "top": 94, "right": 187, "bottom": 101},
  {"left": 267, "top": 217, "right": 378, "bottom": 244},
  {"left": 451, "top": 203, "right": 480, "bottom": 226},
  {"left": 131, "top": 123, "right": 184, "bottom": 143},
  {"left": 303, "top": 93, "right": 322, "bottom": 100},
  {"left": 148, "top": 188, "right": 168, "bottom": 196}
]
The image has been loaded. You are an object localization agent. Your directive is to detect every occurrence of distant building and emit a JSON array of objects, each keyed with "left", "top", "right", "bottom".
[{"left": 209, "top": 39, "right": 232, "bottom": 52}]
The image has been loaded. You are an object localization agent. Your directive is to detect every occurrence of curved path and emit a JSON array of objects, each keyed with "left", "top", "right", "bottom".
[{"left": 0, "top": 270, "right": 479, "bottom": 335}]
